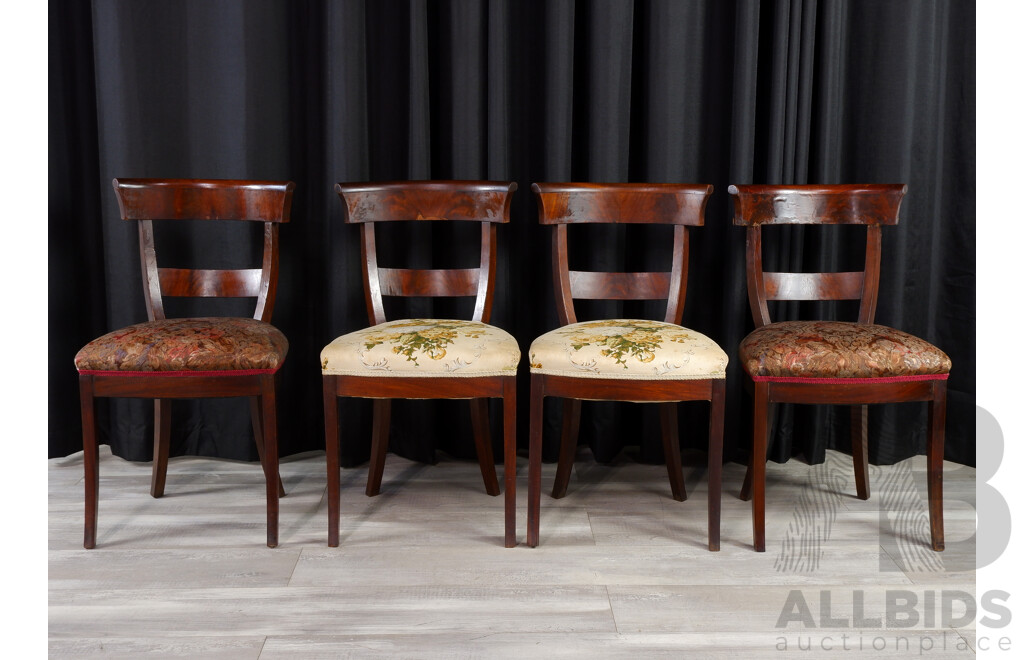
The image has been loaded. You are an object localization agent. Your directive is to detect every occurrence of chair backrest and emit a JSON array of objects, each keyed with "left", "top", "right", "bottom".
[
  {"left": 112, "top": 178, "right": 295, "bottom": 323},
  {"left": 335, "top": 180, "right": 517, "bottom": 325},
  {"left": 531, "top": 182, "right": 713, "bottom": 326},
  {"left": 728, "top": 183, "right": 907, "bottom": 328}
]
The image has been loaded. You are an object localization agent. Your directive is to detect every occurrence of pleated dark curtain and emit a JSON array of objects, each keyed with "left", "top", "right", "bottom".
[{"left": 49, "top": 0, "right": 975, "bottom": 472}]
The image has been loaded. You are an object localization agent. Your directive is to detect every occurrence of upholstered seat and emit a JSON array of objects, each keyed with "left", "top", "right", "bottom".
[
  {"left": 739, "top": 320, "right": 950, "bottom": 381},
  {"left": 529, "top": 319, "right": 727, "bottom": 380},
  {"left": 321, "top": 318, "right": 520, "bottom": 378},
  {"left": 75, "top": 317, "right": 288, "bottom": 374}
]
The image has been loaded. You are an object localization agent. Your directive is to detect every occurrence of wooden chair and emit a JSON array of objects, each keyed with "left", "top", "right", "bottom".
[
  {"left": 75, "top": 178, "right": 295, "bottom": 548},
  {"left": 526, "top": 183, "right": 727, "bottom": 551},
  {"left": 322, "top": 181, "right": 520, "bottom": 547},
  {"left": 729, "top": 184, "right": 951, "bottom": 552}
]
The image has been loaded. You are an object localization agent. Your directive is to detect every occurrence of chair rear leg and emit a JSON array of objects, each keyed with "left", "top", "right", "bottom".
[
  {"left": 851, "top": 404, "right": 870, "bottom": 500},
  {"left": 324, "top": 377, "right": 341, "bottom": 547},
  {"left": 260, "top": 376, "right": 280, "bottom": 548},
  {"left": 470, "top": 398, "right": 501, "bottom": 496},
  {"left": 927, "top": 382, "right": 947, "bottom": 551},
  {"left": 150, "top": 399, "right": 172, "bottom": 498},
  {"left": 551, "top": 398, "right": 580, "bottom": 498},
  {"left": 741, "top": 402, "right": 777, "bottom": 501},
  {"left": 751, "top": 382, "right": 770, "bottom": 552},
  {"left": 366, "top": 399, "right": 391, "bottom": 496},
  {"left": 80, "top": 375, "right": 99, "bottom": 549},
  {"left": 251, "top": 396, "right": 286, "bottom": 497},
  {"left": 502, "top": 380, "right": 517, "bottom": 547},
  {"left": 707, "top": 380, "right": 726, "bottom": 551},
  {"left": 660, "top": 402, "right": 687, "bottom": 502},
  {"left": 527, "top": 377, "right": 544, "bottom": 547}
]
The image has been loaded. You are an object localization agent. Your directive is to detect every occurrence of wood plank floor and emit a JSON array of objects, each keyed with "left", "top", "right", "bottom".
[{"left": 49, "top": 446, "right": 976, "bottom": 658}]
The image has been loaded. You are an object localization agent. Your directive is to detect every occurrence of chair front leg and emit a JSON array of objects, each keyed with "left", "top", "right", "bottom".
[
  {"left": 80, "top": 375, "right": 99, "bottom": 549},
  {"left": 660, "top": 402, "right": 686, "bottom": 502},
  {"left": 751, "top": 381, "right": 770, "bottom": 552},
  {"left": 324, "top": 376, "right": 341, "bottom": 547},
  {"left": 150, "top": 399, "right": 172, "bottom": 498},
  {"left": 251, "top": 396, "right": 286, "bottom": 498},
  {"left": 502, "top": 379, "right": 517, "bottom": 548},
  {"left": 366, "top": 399, "right": 391, "bottom": 496},
  {"left": 741, "top": 401, "right": 777, "bottom": 501},
  {"left": 470, "top": 398, "right": 501, "bottom": 496},
  {"left": 927, "top": 381, "right": 947, "bottom": 551},
  {"left": 527, "top": 376, "right": 544, "bottom": 547},
  {"left": 260, "top": 375, "right": 280, "bottom": 548},
  {"left": 707, "top": 379, "right": 726, "bottom": 551},
  {"left": 551, "top": 398, "right": 581, "bottom": 498},
  {"left": 851, "top": 404, "right": 870, "bottom": 500}
]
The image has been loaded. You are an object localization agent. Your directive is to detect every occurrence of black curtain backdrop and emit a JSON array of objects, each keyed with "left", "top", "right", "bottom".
[{"left": 49, "top": 0, "right": 975, "bottom": 473}]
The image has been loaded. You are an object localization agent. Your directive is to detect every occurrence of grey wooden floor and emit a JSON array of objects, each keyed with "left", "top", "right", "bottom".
[{"left": 49, "top": 446, "right": 976, "bottom": 658}]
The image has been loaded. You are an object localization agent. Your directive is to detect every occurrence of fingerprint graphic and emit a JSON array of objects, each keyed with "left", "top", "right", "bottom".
[
  {"left": 774, "top": 453, "right": 848, "bottom": 572},
  {"left": 878, "top": 460, "right": 943, "bottom": 573}
]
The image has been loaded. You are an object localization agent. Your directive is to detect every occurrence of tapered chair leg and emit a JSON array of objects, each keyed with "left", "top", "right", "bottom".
[
  {"left": 551, "top": 398, "right": 581, "bottom": 498},
  {"left": 740, "top": 402, "right": 777, "bottom": 501},
  {"left": 927, "top": 382, "right": 947, "bottom": 551},
  {"left": 150, "top": 399, "right": 172, "bottom": 498},
  {"left": 260, "top": 376, "right": 280, "bottom": 548},
  {"left": 751, "top": 381, "right": 770, "bottom": 552},
  {"left": 324, "top": 377, "right": 341, "bottom": 547},
  {"left": 660, "top": 402, "right": 687, "bottom": 502},
  {"left": 851, "top": 404, "right": 870, "bottom": 500},
  {"left": 707, "top": 379, "right": 726, "bottom": 551},
  {"left": 470, "top": 398, "right": 501, "bottom": 496},
  {"left": 80, "top": 375, "right": 99, "bottom": 549},
  {"left": 366, "top": 399, "right": 391, "bottom": 496},
  {"left": 251, "top": 396, "right": 286, "bottom": 498},
  {"left": 502, "top": 379, "right": 517, "bottom": 547},
  {"left": 527, "top": 376, "right": 544, "bottom": 547}
]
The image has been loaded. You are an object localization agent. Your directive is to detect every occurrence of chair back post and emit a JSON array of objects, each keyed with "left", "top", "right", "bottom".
[
  {"left": 728, "top": 184, "right": 906, "bottom": 328},
  {"left": 112, "top": 178, "right": 295, "bottom": 323},
  {"left": 531, "top": 182, "right": 713, "bottom": 327},
  {"left": 335, "top": 180, "right": 517, "bottom": 326}
]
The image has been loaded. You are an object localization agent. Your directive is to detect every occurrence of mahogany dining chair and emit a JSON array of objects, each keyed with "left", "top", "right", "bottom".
[
  {"left": 75, "top": 178, "right": 295, "bottom": 548},
  {"left": 321, "top": 181, "right": 521, "bottom": 547},
  {"left": 526, "top": 183, "right": 727, "bottom": 551},
  {"left": 729, "top": 184, "right": 951, "bottom": 552}
]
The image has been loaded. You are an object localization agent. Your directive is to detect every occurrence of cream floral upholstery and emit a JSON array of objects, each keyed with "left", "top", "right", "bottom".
[
  {"left": 321, "top": 319, "right": 520, "bottom": 377},
  {"left": 529, "top": 319, "right": 727, "bottom": 380}
]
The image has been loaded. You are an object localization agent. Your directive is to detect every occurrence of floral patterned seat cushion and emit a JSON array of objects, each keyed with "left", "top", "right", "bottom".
[
  {"left": 739, "top": 320, "right": 951, "bottom": 381},
  {"left": 321, "top": 319, "right": 521, "bottom": 377},
  {"left": 74, "top": 317, "right": 288, "bottom": 374},
  {"left": 529, "top": 319, "right": 727, "bottom": 380}
]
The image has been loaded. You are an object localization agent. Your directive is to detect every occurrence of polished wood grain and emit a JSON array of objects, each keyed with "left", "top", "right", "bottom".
[
  {"left": 325, "top": 181, "right": 519, "bottom": 548},
  {"left": 533, "top": 182, "right": 711, "bottom": 225},
  {"left": 729, "top": 183, "right": 947, "bottom": 553},
  {"left": 113, "top": 178, "right": 294, "bottom": 223},
  {"left": 728, "top": 184, "right": 905, "bottom": 226},
  {"left": 336, "top": 180, "right": 514, "bottom": 224},
  {"left": 79, "top": 178, "right": 294, "bottom": 549},
  {"left": 528, "top": 183, "right": 723, "bottom": 551},
  {"left": 157, "top": 268, "right": 263, "bottom": 298}
]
